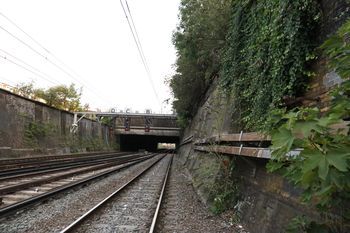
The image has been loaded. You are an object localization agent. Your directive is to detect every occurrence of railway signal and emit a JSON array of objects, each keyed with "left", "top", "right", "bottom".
[
  {"left": 124, "top": 117, "right": 130, "bottom": 131},
  {"left": 145, "top": 117, "right": 151, "bottom": 132}
]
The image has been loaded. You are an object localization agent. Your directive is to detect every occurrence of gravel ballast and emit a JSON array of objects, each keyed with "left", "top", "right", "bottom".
[
  {"left": 0, "top": 154, "right": 247, "bottom": 232},
  {"left": 156, "top": 155, "right": 248, "bottom": 233},
  {"left": 0, "top": 155, "right": 162, "bottom": 233}
]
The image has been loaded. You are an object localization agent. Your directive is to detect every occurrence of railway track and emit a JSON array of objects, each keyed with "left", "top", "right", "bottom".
[
  {"left": 0, "top": 152, "right": 148, "bottom": 181},
  {"left": 0, "top": 152, "right": 156, "bottom": 216},
  {"left": 59, "top": 153, "right": 173, "bottom": 233},
  {"left": 0, "top": 151, "right": 115, "bottom": 166},
  {"left": 0, "top": 151, "right": 132, "bottom": 177}
]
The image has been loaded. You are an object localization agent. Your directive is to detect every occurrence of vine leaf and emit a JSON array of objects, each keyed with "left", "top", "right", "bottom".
[
  {"left": 293, "top": 120, "right": 322, "bottom": 138},
  {"left": 300, "top": 170, "right": 317, "bottom": 188},
  {"left": 318, "top": 156, "right": 329, "bottom": 180},
  {"left": 326, "top": 147, "right": 350, "bottom": 172},
  {"left": 271, "top": 127, "right": 295, "bottom": 158},
  {"left": 302, "top": 149, "right": 323, "bottom": 172}
]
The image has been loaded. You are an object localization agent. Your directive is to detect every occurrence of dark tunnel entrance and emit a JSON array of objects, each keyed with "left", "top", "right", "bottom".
[{"left": 119, "top": 134, "right": 179, "bottom": 152}]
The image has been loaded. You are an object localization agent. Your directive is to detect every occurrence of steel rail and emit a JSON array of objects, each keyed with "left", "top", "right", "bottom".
[
  {"left": 149, "top": 154, "right": 173, "bottom": 233},
  {"left": 0, "top": 152, "right": 141, "bottom": 177},
  {"left": 0, "top": 152, "right": 143, "bottom": 181},
  {"left": 0, "top": 151, "right": 122, "bottom": 166},
  {"left": 0, "top": 152, "right": 128, "bottom": 171},
  {"left": 59, "top": 154, "right": 168, "bottom": 233},
  {"left": 0, "top": 154, "right": 152, "bottom": 195},
  {"left": 0, "top": 154, "right": 156, "bottom": 217}
]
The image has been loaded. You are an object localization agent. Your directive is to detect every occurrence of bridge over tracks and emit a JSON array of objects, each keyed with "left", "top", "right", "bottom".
[{"left": 72, "top": 112, "right": 180, "bottom": 151}]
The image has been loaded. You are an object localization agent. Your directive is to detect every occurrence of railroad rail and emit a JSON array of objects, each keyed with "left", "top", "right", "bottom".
[
  {"left": 59, "top": 153, "right": 173, "bottom": 233},
  {"left": 0, "top": 152, "right": 157, "bottom": 217},
  {"left": 0, "top": 152, "right": 142, "bottom": 179},
  {"left": 0, "top": 152, "right": 129, "bottom": 175},
  {"left": 0, "top": 151, "right": 115, "bottom": 167}
]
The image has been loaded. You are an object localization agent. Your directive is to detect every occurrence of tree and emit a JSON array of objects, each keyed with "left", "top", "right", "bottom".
[
  {"left": 169, "top": 0, "right": 231, "bottom": 125},
  {"left": 12, "top": 82, "right": 86, "bottom": 112},
  {"left": 13, "top": 82, "right": 36, "bottom": 98},
  {"left": 36, "top": 84, "right": 82, "bottom": 111}
]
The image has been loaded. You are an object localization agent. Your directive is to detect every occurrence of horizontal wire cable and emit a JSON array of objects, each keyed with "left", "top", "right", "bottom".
[
  {"left": 0, "top": 13, "right": 115, "bottom": 107},
  {"left": 120, "top": 0, "right": 160, "bottom": 107},
  {"left": 0, "top": 48, "right": 63, "bottom": 85},
  {"left": 0, "top": 54, "right": 60, "bottom": 85}
]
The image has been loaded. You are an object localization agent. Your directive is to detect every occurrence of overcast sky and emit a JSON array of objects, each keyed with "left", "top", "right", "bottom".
[{"left": 0, "top": 0, "right": 180, "bottom": 113}]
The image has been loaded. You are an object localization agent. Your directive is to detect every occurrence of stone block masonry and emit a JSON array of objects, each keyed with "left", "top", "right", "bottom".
[{"left": 0, "top": 88, "right": 114, "bottom": 158}]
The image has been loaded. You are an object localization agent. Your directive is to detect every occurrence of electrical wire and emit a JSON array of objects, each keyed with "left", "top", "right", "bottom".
[
  {"left": 0, "top": 48, "right": 63, "bottom": 85},
  {"left": 0, "top": 12, "right": 115, "bottom": 107},
  {"left": 125, "top": 0, "right": 150, "bottom": 74},
  {"left": 0, "top": 12, "right": 85, "bottom": 82},
  {"left": 119, "top": 0, "right": 160, "bottom": 107},
  {"left": 0, "top": 54, "right": 60, "bottom": 85}
]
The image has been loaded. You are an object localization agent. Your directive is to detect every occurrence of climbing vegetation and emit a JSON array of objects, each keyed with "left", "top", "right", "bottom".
[
  {"left": 209, "top": 158, "right": 240, "bottom": 214},
  {"left": 24, "top": 121, "right": 56, "bottom": 147},
  {"left": 266, "top": 20, "right": 350, "bottom": 232},
  {"left": 221, "top": 0, "right": 320, "bottom": 130}
]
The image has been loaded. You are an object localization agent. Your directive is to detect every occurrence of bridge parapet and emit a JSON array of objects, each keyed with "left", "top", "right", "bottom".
[
  {"left": 71, "top": 112, "right": 180, "bottom": 139},
  {"left": 113, "top": 113, "right": 179, "bottom": 136}
]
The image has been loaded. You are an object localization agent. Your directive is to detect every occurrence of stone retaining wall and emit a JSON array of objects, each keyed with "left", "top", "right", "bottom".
[{"left": 0, "top": 88, "right": 115, "bottom": 158}]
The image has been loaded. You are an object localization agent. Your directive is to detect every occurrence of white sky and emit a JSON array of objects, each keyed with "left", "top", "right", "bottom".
[{"left": 0, "top": 0, "right": 180, "bottom": 113}]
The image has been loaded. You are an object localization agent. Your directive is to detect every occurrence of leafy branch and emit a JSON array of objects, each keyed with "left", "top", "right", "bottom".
[{"left": 267, "top": 19, "right": 350, "bottom": 231}]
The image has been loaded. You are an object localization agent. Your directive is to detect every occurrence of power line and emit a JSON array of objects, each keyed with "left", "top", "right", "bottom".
[
  {"left": 0, "top": 48, "right": 63, "bottom": 85},
  {"left": 0, "top": 11, "right": 84, "bottom": 81},
  {"left": 119, "top": 0, "right": 160, "bottom": 106},
  {"left": 125, "top": 1, "right": 150, "bottom": 74},
  {"left": 0, "top": 12, "right": 85, "bottom": 86},
  {"left": 0, "top": 12, "right": 51, "bottom": 54},
  {"left": 0, "top": 13, "right": 115, "bottom": 107},
  {"left": 0, "top": 24, "right": 87, "bottom": 86},
  {"left": 0, "top": 54, "right": 60, "bottom": 86}
]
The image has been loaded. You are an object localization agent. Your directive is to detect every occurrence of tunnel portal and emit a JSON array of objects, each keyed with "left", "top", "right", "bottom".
[
  {"left": 112, "top": 112, "right": 180, "bottom": 152},
  {"left": 119, "top": 134, "right": 179, "bottom": 152}
]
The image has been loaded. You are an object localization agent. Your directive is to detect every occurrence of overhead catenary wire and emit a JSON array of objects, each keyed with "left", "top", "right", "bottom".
[
  {"left": 0, "top": 48, "right": 63, "bottom": 85},
  {"left": 0, "top": 12, "right": 115, "bottom": 107},
  {"left": 124, "top": 0, "right": 151, "bottom": 75},
  {"left": 0, "top": 24, "right": 86, "bottom": 86},
  {"left": 0, "top": 54, "right": 60, "bottom": 86},
  {"left": 0, "top": 11, "right": 84, "bottom": 81},
  {"left": 119, "top": 0, "right": 161, "bottom": 107}
]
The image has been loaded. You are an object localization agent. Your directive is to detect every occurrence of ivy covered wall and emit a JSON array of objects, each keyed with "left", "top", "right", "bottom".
[
  {"left": 174, "top": 0, "right": 350, "bottom": 232},
  {"left": 220, "top": 0, "right": 320, "bottom": 130}
]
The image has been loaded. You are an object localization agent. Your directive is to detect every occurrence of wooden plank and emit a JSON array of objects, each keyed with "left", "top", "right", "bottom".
[
  {"left": 194, "top": 132, "right": 270, "bottom": 145},
  {"left": 217, "top": 132, "right": 270, "bottom": 142},
  {"left": 195, "top": 145, "right": 301, "bottom": 159},
  {"left": 179, "top": 135, "right": 193, "bottom": 147},
  {"left": 194, "top": 145, "right": 271, "bottom": 159}
]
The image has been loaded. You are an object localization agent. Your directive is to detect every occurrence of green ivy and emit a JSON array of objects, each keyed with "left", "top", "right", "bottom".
[
  {"left": 286, "top": 215, "right": 330, "bottom": 233},
  {"left": 24, "top": 121, "right": 55, "bottom": 147},
  {"left": 266, "top": 20, "right": 350, "bottom": 232},
  {"left": 209, "top": 158, "right": 240, "bottom": 215},
  {"left": 266, "top": 97, "right": 350, "bottom": 231},
  {"left": 321, "top": 20, "right": 350, "bottom": 79},
  {"left": 221, "top": 0, "right": 320, "bottom": 130}
]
